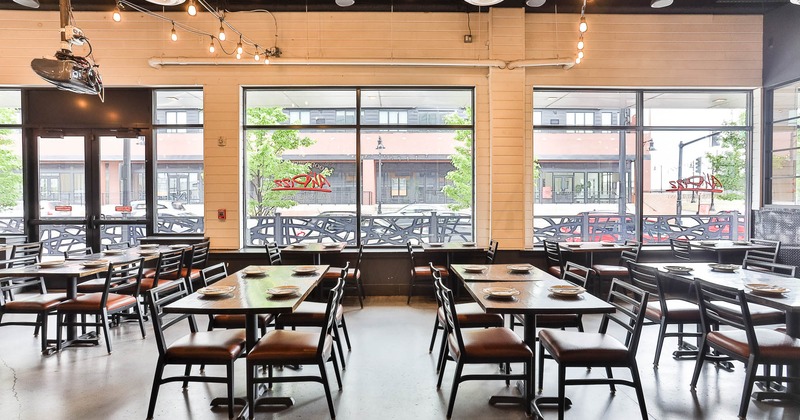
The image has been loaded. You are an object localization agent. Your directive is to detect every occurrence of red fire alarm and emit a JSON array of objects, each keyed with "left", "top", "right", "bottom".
[{"left": 217, "top": 209, "right": 226, "bottom": 220}]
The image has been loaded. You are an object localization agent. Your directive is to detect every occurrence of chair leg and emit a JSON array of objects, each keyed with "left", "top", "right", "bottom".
[
  {"left": 246, "top": 360, "right": 256, "bottom": 420},
  {"left": 101, "top": 310, "right": 113, "bottom": 354},
  {"left": 436, "top": 335, "right": 448, "bottom": 374},
  {"left": 738, "top": 358, "right": 758, "bottom": 419},
  {"left": 183, "top": 365, "right": 192, "bottom": 388},
  {"left": 428, "top": 317, "right": 440, "bottom": 353},
  {"left": 653, "top": 320, "right": 668, "bottom": 367},
  {"left": 437, "top": 353, "right": 448, "bottom": 389},
  {"left": 605, "top": 367, "right": 616, "bottom": 393},
  {"left": 446, "top": 362, "right": 464, "bottom": 419},
  {"left": 134, "top": 303, "right": 147, "bottom": 339},
  {"left": 147, "top": 359, "right": 165, "bottom": 419},
  {"left": 39, "top": 312, "right": 49, "bottom": 353},
  {"left": 557, "top": 364, "right": 567, "bottom": 420},
  {"left": 329, "top": 352, "right": 343, "bottom": 389},
  {"left": 226, "top": 362, "right": 235, "bottom": 419},
  {"left": 318, "top": 361, "right": 337, "bottom": 419},
  {"left": 629, "top": 360, "right": 648, "bottom": 420},
  {"left": 332, "top": 325, "right": 346, "bottom": 370},
  {"left": 33, "top": 314, "right": 41, "bottom": 336},
  {"left": 56, "top": 312, "right": 63, "bottom": 352},
  {"left": 339, "top": 317, "right": 352, "bottom": 350},
  {"left": 690, "top": 339, "right": 709, "bottom": 389},
  {"left": 356, "top": 279, "right": 365, "bottom": 308},
  {"left": 407, "top": 275, "right": 415, "bottom": 304}
]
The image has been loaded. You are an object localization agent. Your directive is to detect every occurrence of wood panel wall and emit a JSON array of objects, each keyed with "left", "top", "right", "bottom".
[{"left": 0, "top": 9, "right": 762, "bottom": 250}]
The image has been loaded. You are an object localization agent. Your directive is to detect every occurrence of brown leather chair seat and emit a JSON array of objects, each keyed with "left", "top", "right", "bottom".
[
  {"left": 58, "top": 293, "right": 137, "bottom": 312},
  {"left": 4, "top": 293, "right": 66, "bottom": 311},
  {"left": 77, "top": 278, "right": 136, "bottom": 293},
  {"left": 539, "top": 329, "right": 629, "bottom": 363},
  {"left": 645, "top": 299, "right": 702, "bottom": 323},
  {"left": 412, "top": 265, "right": 449, "bottom": 279},
  {"left": 592, "top": 264, "right": 628, "bottom": 277},
  {"left": 437, "top": 302, "right": 504, "bottom": 328},
  {"left": 448, "top": 327, "right": 532, "bottom": 362},
  {"left": 706, "top": 328, "right": 800, "bottom": 360},
  {"left": 212, "top": 314, "right": 273, "bottom": 330},
  {"left": 165, "top": 329, "right": 247, "bottom": 362},
  {"left": 248, "top": 330, "right": 333, "bottom": 363},
  {"left": 140, "top": 277, "right": 179, "bottom": 292}
]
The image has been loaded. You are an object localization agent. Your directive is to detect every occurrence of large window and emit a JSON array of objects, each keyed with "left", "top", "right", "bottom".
[
  {"left": 767, "top": 80, "right": 800, "bottom": 205},
  {"left": 243, "top": 88, "right": 474, "bottom": 247},
  {"left": 154, "top": 90, "right": 204, "bottom": 233},
  {"left": 0, "top": 90, "right": 23, "bottom": 234},
  {"left": 533, "top": 89, "right": 751, "bottom": 244}
]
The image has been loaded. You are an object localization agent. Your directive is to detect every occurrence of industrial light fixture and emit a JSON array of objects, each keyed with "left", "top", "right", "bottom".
[
  {"left": 170, "top": 23, "right": 177, "bottom": 41},
  {"left": 525, "top": 0, "right": 545, "bottom": 6},
  {"left": 187, "top": 0, "right": 197, "bottom": 16},
  {"left": 465, "top": 0, "right": 504, "bottom": 6},
  {"left": 335, "top": 0, "right": 355, "bottom": 6},
  {"left": 651, "top": 0, "right": 673, "bottom": 8},
  {"left": 112, "top": 4, "right": 122, "bottom": 22}
]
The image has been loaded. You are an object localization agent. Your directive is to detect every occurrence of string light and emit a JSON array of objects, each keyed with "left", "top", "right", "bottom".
[
  {"left": 208, "top": 36, "right": 215, "bottom": 53},
  {"left": 579, "top": 16, "right": 587, "bottom": 33},
  {"left": 187, "top": 0, "right": 197, "bottom": 16},
  {"left": 112, "top": 4, "right": 121, "bottom": 22},
  {"left": 254, "top": 46, "right": 260, "bottom": 62},
  {"left": 575, "top": 57, "right": 581, "bottom": 64},
  {"left": 170, "top": 23, "right": 177, "bottom": 41},
  {"left": 575, "top": 0, "right": 587, "bottom": 65},
  {"left": 578, "top": 51, "right": 584, "bottom": 59},
  {"left": 237, "top": 37, "right": 243, "bottom": 55},
  {"left": 577, "top": 36, "right": 584, "bottom": 50},
  {"left": 218, "top": 21, "right": 226, "bottom": 41}
]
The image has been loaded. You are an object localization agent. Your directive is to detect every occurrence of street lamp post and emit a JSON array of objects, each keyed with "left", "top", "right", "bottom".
[
  {"left": 376, "top": 137, "right": 385, "bottom": 215},
  {"left": 676, "top": 132, "right": 720, "bottom": 215}
]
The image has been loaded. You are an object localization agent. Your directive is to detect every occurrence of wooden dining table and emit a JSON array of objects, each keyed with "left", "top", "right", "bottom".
[
  {"left": 689, "top": 240, "right": 775, "bottom": 263},
  {"left": 558, "top": 241, "right": 632, "bottom": 266},
  {"left": 421, "top": 242, "right": 486, "bottom": 269},
  {"left": 455, "top": 264, "right": 615, "bottom": 416},
  {"left": 162, "top": 264, "right": 328, "bottom": 414},
  {"left": 642, "top": 262, "right": 800, "bottom": 398},
  {"left": 280, "top": 242, "right": 345, "bottom": 265},
  {"left": 0, "top": 245, "right": 169, "bottom": 353}
]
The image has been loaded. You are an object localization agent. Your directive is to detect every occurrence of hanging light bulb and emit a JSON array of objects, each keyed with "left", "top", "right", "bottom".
[
  {"left": 577, "top": 50, "right": 584, "bottom": 59},
  {"left": 254, "top": 46, "right": 260, "bottom": 62},
  {"left": 209, "top": 37, "right": 215, "bottom": 53},
  {"left": 237, "top": 38, "right": 243, "bottom": 55},
  {"left": 218, "top": 22, "right": 226, "bottom": 41},
  {"left": 264, "top": 57, "right": 270, "bottom": 65},
  {"left": 579, "top": 16, "right": 587, "bottom": 33},
  {"left": 577, "top": 36, "right": 584, "bottom": 50},
  {"left": 575, "top": 57, "right": 581, "bottom": 64},
  {"left": 170, "top": 24, "right": 177, "bottom": 41},
  {"left": 236, "top": 52, "right": 241, "bottom": 59},
  {"left": 187, "top": 0, "right": 197, "bottom": 16},
  {"left": 112, "top": 5, "right": 121, "bottom": 22}
]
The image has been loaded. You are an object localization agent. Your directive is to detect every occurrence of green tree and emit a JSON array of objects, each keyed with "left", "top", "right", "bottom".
[
  {"left": 0, "top": 108, "right": 22, "bottom": 209},
  {"left": 246, "top": 107, "right": 316, "bottom": 216},
  {"left": 705, "top": 115, "right": 746, "bottom": 201},
  {"left": 442, "top": 109, "right": 472, "bottom": 211}
]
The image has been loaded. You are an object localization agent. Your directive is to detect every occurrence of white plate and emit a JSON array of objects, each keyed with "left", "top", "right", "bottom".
[
  {"left": 81, "top": 259, "right": 109, "bottom": 268},
  {"left": 549, "top": 285, "right": 586, "bottom": 296},
  {"left": 102, "top": 249, "right": 124, "bottom": 255},
  {"left": 461, "top": 242, "right": 476, "bottom": 247},
  {"left": 600, "top": 241, "right": 616, "bottom": 247},
  {"left": 483, "top": 286, "right": 520, "bottom": 299},
  {"left": 139, "top": 244, "right": 159, "bottom": 249},
  {"left": 699, "top": 241, "right": 717, "bottom": 247},
  {"left": 663, "top": 265, "right": 693, "bottom": 274},
  {"left": 507, "top": 264, "right": 533, "bottom": 273},
  {"left": 565, "top": 243, "right": 583, "bottom": 248},
  {"left": 242, "top": 267, "right": 266, "bottom": 276},
  {"left": 37, "top": 260, "right": 65, "bottom": 268},
  {"left": 428, "top": 243, "right": 444, "bottom": 247},
  {"left": 733, "top": 241, "right": 750, "bottom": 246},
  {"left": 709, "top": 263, "right": 738, "bottom": 273},
  {"left": 197, "top": 286, "right": 235, "bottom": 296},
  {"left": 291, "top": 244, "right": 308, "bottom": 248},
  {"left": 267, "top": 285, "right": 300, "bottom": 297},
  {"left": 169, "top": 244, "right": 189, "bottom": 249},
  {"left": 293, "top": 266, "right": 318, "bottom": 274},
  {"left": 463, "top": 265, "right": 487, "bottom": 273},
  {"left": 745, "top": 283, "right": 790, "bottom": 295},
  {"left": 139, "top": 251, "right": 159, "bottom": 256},
  {"left": 323, "top": 243, "right": 342, "bottom": 248}
]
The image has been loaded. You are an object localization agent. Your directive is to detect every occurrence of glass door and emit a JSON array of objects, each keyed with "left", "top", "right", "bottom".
[{"left": 32, "top": 130, "right": 150, "bottom": 254}]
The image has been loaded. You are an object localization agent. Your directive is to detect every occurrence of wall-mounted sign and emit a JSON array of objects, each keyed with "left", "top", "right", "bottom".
[
  {"left": 115, "top": 205, "right": 132, "bottom": 213},
  {"left": 666, "top": 173, "right": 723, "bottom": 193},
  {"left": 272, "top": 171, "right": 332, "bottom": 192},
  {"left": 54, "top": 205, "right": 73, "bottom": 212}
]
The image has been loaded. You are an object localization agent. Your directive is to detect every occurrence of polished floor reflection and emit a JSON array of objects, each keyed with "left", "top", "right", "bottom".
[{"left": 0, "top": 296, "right": 797, "bottom": 419}]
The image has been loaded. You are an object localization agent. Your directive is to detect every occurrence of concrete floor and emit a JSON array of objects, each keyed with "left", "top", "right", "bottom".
[{"left": 0, "top": 295, "right": 798, "bottom": 420}]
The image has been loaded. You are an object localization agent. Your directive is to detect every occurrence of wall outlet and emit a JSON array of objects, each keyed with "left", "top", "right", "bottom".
[{"left": 464, "top": 34, "right": 473, "bottom": 43}]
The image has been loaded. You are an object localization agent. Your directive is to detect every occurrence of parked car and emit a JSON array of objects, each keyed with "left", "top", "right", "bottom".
[
  {"left": 40, "top": 200, "right": 73, "bottom": 217},
  {"left": 118, "top": 200, "right": 196, "bottom": 217},
  {"left": 388, "top": 203, "right": 465, "bottom": 216}
]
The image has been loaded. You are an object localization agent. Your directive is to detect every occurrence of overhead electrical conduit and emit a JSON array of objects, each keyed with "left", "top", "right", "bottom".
[{"left": 147, "top": 57, "right": 575, "bottom": 70}]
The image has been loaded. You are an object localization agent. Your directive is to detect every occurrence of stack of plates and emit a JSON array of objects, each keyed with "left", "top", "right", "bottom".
[
  {"left": 81, "top": 259, "right": 109, "bottom": 268},
  {"left": 463, "top": 265, "right": 487, "bottom": 273},
  {"left": 745, "top": 283, "right": 790, "bottom": 296},
  {"left": 507, "top": 264, "right": 533, "bottom": 273},
  {"left": 139, "top": 244, "right": 159, "bottom": 249},
  {"left": 267, "top": 285, "right": 300, "bottom": 297},
  {"left": 323, "top": 243, "right": 342, "bottom": 248},
  {"left": 699, "top": 241, "right": 717, "bottom": 247},
  {"left": 242, "top": 267, "right": 266, "bottom": 276},
  {"left": 549, "top": 284, "right": 586, "bottom": 297},
  {"left": 709, "top": 263, "right": 738, "bottom": 273},
  {"left": 102, "top": 249, "right": 124, "bottom": 255},
  {"left": 462, "top": 242, "right": 476, "bottom": 247},
  {"left": 600, "top": 241, "right": 616, "bottom": 247},
  {"left": 733, "top": 241, "right": 750, "bottom": 246},
  {"left": 663, "top": 265, "right": 693, "bottom": 274},
  {"left": 291, "top": 243, "right": 308, "bottom": 248},
  {"left": 483, "top": 286, "right": 519, "bottom": 299},
  {"left": 565, "top": 243, "right": 583, "bottom": 248},
  {"left": 428, "top": 243, "right": 444, "bottom": 247},
  {"left": 37, "top": 260, "right": 65, "bottom": 268},
  {"left": 197, "top": 286, "right": 235, "bottom": 296},
  {"left": 293, "top": 266, "right": 318, "bottom": 274},
  {"left": 170, "top": 244, "right": 189, "bottom": 249}
]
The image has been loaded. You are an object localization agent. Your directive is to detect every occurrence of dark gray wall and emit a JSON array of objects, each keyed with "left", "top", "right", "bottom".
[{"left": 763, "top": 4, "right": 800, "bottom": 88}]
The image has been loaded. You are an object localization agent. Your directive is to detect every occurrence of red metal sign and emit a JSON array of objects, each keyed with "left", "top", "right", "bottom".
[
  {"left": 272, "top": 171, "right": 332, "bottom": 192},
  {"left": 115, "top": 205, "right": 132, "bottom": 213},
  {"left": 666, "top": 173, "right": 724, "bottom": 193},
  {"left": 54, "top": 205, "right": 72, "bottom": 212}
]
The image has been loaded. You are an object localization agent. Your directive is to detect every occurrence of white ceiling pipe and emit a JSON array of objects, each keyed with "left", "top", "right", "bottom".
[{"left": 147, "top": 57, "right": 573, "bottom": 70}]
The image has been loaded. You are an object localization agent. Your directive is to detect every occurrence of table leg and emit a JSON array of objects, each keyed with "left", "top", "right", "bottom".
[{"left": 785, "top": 313, "right": 799, "bottom": 395}]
